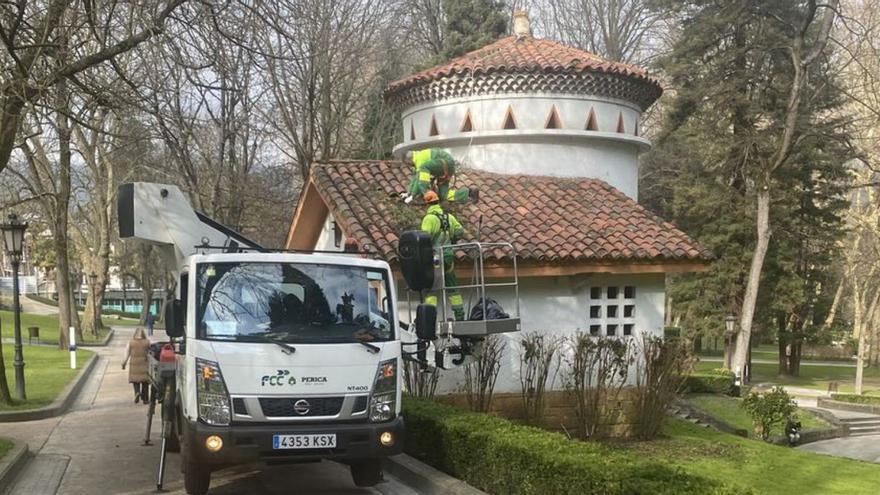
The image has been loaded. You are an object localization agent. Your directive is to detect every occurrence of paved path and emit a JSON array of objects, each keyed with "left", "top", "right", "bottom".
[
  {"left": 699, "top": 356, "right": 855, "bottom": 368},
  {"left": 0, "top": 327, "right": 418, "bottom": 495},
  {"left": 19, "top": 297, "right": 58, "bottom": 315},
  {"left": 799, "top": 434, "right": 880, "bottom": 463}
]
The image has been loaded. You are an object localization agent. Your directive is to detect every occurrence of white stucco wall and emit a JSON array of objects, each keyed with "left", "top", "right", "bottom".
[
  {"left": 397, "top": 272, "right": 666, "bottom": 393},
  {"left": 314, "top": 216, "right": 345, "bottom": 252},
  {"left": 392, "top": 94, "right": 649, "bottom": 200}
]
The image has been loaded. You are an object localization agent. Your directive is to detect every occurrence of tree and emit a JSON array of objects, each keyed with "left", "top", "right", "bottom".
[
  {"left": 646, "top": 0, "right": 844, "bottom": 381},
  {"left": 440, "top": 0, "right": 507, "bottom": 61},
  {"left": 540, "top": 0, "right": 665, "bottom": 63},
  {"left": 0, "top": 0, "right": 189, "bottom": 176}
]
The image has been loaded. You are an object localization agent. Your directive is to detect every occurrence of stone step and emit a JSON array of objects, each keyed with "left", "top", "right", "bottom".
[
  {"left": 848, "top": 429, "right": 880, "bottom": 437},
  {"left": 839, "top": 416, "right": 880, "bottom": 424}
]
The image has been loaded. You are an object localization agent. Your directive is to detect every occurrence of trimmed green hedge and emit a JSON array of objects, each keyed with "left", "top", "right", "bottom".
[
  {"left": 683, "top": 369, "right": 738, "bottom": 396},
  {"left": 830, "top": 393, "right": 880, "bottom": 405},
  {"left": 403, "top": 398, "right": 740, "bottom": 495}
]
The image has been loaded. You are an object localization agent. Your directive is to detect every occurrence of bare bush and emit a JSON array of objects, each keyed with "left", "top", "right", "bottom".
[
  {"left": 565, "top": 333, "right": 633, "bottom": 439},
  {"left": 403, "top": 359, "right": 441, "bottom": 400},
  {"left": 631, "top": 333, "right": 695, "bottom": 440},
  {"left": 519, "top": 332, "right": 564, "bottom": 425},
  {"left": 463, "top": 335, "right": 506, "bottom": 412}
]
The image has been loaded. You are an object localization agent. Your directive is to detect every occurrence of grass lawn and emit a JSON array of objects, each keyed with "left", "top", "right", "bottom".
[
  {"left": 619, "top": 418, "right": 880, "bottom": 494},
  {"left": 688, "top": 393, "right": 828, "bottom": 437},
  {"left": 0, "top": 438, "right": 10, "bottom": 459},
  {"left": 694, "top": 360, "right": 880, "bottom": 395},
  {"left": 698, "top": 344, "right": 853, "bottom": 363},
  {"left": 0, "top": 310, "right": 137, "bottom": 346},
  {"left": 0, "top": 344, "right": 93, "bottom": 411}
]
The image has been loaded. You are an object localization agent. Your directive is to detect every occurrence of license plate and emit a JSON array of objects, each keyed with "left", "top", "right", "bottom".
[{"left": 272, "top": 434, "right": 336, "bottom": 450}]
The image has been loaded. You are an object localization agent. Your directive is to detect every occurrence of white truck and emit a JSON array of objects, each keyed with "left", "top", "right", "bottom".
[{"left": 118, "top": 183, "right": 405, "bottom": 494}]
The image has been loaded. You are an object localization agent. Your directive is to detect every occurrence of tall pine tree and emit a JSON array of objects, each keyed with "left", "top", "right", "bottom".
[
  {"left": 440, "top": 0, "right": 507, "bottom": 61},
  {"left": 643, "top": 0, "right": 853, "bottom": 375}
]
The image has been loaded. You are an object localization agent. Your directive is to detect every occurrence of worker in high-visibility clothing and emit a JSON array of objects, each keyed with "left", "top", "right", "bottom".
[
  {"left": 421, "top": 190, "right": 466, "bottom": 321},
  {"left": 404, "top": 148, "right": 477, "bottom": 204}
]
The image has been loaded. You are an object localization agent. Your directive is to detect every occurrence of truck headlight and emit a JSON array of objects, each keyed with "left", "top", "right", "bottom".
[
  {"left": 196, "top": 358, "right": 230, "bottom": 426},
  {"left": 370, "top": 359, "right": 397, "bottom": 423}
]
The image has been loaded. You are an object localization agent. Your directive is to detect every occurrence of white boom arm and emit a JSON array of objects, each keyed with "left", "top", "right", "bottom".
[{"left": 118, "top": 182, "right": 263, "bottom": 269}]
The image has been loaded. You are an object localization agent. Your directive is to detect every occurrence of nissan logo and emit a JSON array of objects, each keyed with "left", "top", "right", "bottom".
[{"left": 293, "top": 399, "right": 311, "bottom": 415}]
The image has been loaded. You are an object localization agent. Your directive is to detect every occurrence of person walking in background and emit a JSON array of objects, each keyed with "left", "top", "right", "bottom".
[
  {"left": 122, "top": 328, "right": 151, "bottom": 404},
  {"left": 144, "top": 310, "right": 155, "bottom": 337}
]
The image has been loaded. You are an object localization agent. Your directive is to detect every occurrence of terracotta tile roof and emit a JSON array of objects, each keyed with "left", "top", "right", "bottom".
[
  {"left": 386, "top": 36, "right": 661, "bottom": 97},
  {"left": 309, "top": 160, "right": 710, "bottom": 266}
]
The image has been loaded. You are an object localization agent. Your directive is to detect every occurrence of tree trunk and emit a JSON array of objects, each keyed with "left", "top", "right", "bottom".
[
  {"left": 855, "top": 287, "right": 866, "bottom": 394},
  {"left": 733, "top": 186, "right": 771, "bottom": 379},
  {"left": 789, "top": 338, "right": 802, "bottom": 377},
  {"left": 0, "top": 317, "right": 12, "bottom": 404}
]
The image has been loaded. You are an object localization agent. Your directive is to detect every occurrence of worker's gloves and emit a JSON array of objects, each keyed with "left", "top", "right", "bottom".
[{"left": 402, "top": 194, "right": 414, "bottom": 204}]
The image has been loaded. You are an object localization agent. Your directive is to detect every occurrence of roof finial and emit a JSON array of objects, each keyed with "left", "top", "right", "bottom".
[{"left": 513, "top": 11, "right": 531, "bottom": 40}]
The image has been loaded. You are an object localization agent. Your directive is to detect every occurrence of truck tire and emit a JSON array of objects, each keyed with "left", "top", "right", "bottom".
[
  {"left": 350, "top": 459, "right": 383, "bottom": 487},
  {"left": 184, "top": 461, "right": 211, "bottom": 495}
]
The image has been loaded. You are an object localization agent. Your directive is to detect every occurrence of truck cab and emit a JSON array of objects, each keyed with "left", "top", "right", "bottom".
[{"left": 118, "top": 183, "right": 403, "bottom": 494}]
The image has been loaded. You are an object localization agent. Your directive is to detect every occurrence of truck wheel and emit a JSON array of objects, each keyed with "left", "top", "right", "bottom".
[
  {"left": 350, "top": 459, "right": 383, "bottom": 487},
  {"left": 184, "top": 461, "right": 211, "bottom": 495}
]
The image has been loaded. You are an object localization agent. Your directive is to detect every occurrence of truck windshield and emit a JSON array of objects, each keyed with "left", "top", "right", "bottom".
[{"left": 195, "top": 262, "right": 393, "bottom": 343}]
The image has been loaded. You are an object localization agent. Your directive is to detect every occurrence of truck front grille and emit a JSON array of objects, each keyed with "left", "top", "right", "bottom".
[{"left": 259, "top": 397, "right": 344, "bottom": 417}]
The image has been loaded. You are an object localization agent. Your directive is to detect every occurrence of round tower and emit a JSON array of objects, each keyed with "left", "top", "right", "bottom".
[{"left": 384, "top": 15, "right": 662, "bottom": 200}]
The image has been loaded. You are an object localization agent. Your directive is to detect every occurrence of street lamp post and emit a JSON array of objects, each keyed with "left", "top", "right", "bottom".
[
  {"left": 724, "top": 315, "right": 736, "bottom": 370},
  {"left": 1, "top": 214, "right": 28, "bottom": 400},
  {"left": 88, "top": 272, "right": 98, "bottom": 337}
]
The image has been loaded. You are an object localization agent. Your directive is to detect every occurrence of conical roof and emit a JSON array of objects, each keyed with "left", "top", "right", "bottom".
[{"left": 385, "top": 36, "right": 662, "bottom": 108}]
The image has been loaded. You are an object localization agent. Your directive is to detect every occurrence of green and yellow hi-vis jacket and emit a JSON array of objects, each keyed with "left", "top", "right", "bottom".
[
  {"left": 408, "top": 149, "right": 456, "bottom": 196},
  {"left": 421, "top": 204, "right": 463, "bottom": 263}
]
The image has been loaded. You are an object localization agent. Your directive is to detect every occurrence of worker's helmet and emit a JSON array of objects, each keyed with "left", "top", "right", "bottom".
[{"left": 423, "top": 191, "right": 439, "bottom": 204}]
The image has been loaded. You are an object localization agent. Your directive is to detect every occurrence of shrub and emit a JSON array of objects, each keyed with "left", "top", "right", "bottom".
[
  {"left": 830, "top": 393, "right": 880, "bottom": 405},
  {"left": 742, "top": 387, "right": 796, "bottom": 441},
  {"left": 632, "top": 334, "right": 695, "bottom": 439},
  {"left": 462, "top": 334, "right": 505, "bottom": 412},
  {"left": 683, "top": 369, "right": 738, "bottom": 396},
  {"left": 403, "top": 359, "right": 440, "bottom": 399},
  {"left": 518, "top": 332, "right": 563, "bottom": 425},
  {"left": 565, "top": 334, "right": 633, "bottom": 438},
  {"left": 403, "top": 398, "right": 740, "bottom": 495}
]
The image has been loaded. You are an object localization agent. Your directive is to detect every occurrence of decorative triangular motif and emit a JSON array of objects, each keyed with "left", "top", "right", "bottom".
[
  {"left": 429, "top": 115, "right": 439, "bottom": 136},
  {"left": 502, "top": 105, "right": 517, "bottom": 130},
  {"left": 616, "top": 112, "right": 626, "bottom": 133},
  {"left": 585, "top": 108, "right": 598, "bottom": 131},
  {"left": 410, "top": 121, "right": 416, "bottom": 141},
  {"left": 544, "top": 105, "right": 562, "bottom": 129},
  {"left": 460, "top": 109, "right": 474, "bottom": 132}
]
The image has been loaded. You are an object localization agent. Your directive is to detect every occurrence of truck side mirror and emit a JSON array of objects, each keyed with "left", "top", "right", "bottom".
[
  {"left": 415, "top": 304, "right": 437, "bottom": 341},
  {"left": 398, "top": 231, "right": 434, "bottom": 292},
  {"left": 164, "top": 299, "right": 185, "bottom": 338}
]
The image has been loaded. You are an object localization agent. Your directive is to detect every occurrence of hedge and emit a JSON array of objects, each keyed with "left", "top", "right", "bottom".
[
  {"left": 830, "top": 393, "right": 880, "bottom": 405},
  {"left": 403, "top": 398, "right": 740, "bottom": 495},
  {"left": 682, "top": 371, "right": 738, "bottom": 396}
]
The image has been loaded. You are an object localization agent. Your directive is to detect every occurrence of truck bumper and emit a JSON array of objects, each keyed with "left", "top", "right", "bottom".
[{"left": 182, "top": 416, "right": 405, "bottom": 466}]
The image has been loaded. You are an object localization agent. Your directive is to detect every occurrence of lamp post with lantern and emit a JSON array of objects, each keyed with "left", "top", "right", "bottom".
[
  {"left": 724, "top": 315, "right": 736, "bottom": 370},
  {"left": 1, "top": 214, "right": 28, "bottom": 400}
]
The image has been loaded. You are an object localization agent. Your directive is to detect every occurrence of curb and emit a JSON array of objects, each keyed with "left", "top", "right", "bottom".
[
  {"left": 0, "top": 354, "right": 98, "bottom": 422},
  {"left": 817, "top": 397, "right": 880, "bottom": 415},
  {"left": 79, "top": 329, "right": 115, "bottom": 347},
  {"left": 0, "top": 443, "right": 29, "bottom": 493},
  {"left": 384, "top": 454, "right": 486, "bottom": 495}
]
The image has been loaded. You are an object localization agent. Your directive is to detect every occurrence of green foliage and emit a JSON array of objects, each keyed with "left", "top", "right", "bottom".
[
  {"left": 689, "top": 394, "right": 828, "bottom": 438},
  {"left": 829, "top": 393, "right": 880, "bottom": 405},
  {"left": 439, "top": 0, "right": 507, "bottom": 61},
  {"left": 643, "top": 0, "right": 853, "bottom": 354},
  {"left": 683, "top": 369, "right": 738, "bottom": 396},
  {"left": 741, "top": 387, "right": 796, "bottom": 440},
  {"left": 403, "top": 398, "right": 738, "bottom": 494},
  {"left": 0, "top": 438, "right": 11, "bottom": 459}
]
